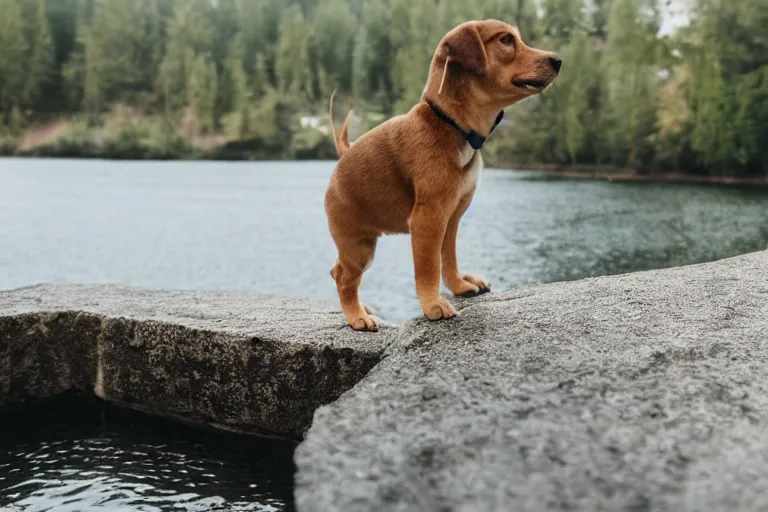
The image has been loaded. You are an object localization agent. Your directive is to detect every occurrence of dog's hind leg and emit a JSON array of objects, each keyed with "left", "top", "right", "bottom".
[{"left": 330, "top": 234, "right": 378, "bottom": 331}]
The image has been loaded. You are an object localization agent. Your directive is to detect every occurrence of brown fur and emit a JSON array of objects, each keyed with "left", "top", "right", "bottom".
[
  {"left": 329, "top": 90, "right": 353, "bottom": 158},
  {"left": 325, "top": 20, "right": 561, "bottom": 331}
]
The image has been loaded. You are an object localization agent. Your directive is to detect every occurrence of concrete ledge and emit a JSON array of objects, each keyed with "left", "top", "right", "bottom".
[
  {"left": 0, "top": 285, "right": 395, "bottom": 439},
  {"left": 295, "top": 250, "right": 768, "bottom": 511}
]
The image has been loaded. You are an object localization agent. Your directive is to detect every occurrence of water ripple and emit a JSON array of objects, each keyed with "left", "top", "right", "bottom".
[{"left": 0, "top": 398, "right": 296, "bottom": 511}]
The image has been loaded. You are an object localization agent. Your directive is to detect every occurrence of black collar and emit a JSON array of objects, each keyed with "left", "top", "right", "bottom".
[{"left": 424, "top": 99, "right": 504, "bottom": 150}]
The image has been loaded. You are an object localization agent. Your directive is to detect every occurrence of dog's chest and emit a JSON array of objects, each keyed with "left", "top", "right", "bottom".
[
  {"left": 458, "top": 144, "right": 483, "bottom": 196},
  {"left": 458, "top": 143, "right": 475, "bottom": 168}
]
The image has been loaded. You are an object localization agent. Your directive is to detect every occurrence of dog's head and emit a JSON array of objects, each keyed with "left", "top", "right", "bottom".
[{"left": 429, "top": 20, "right": 561, "bottom": 107}]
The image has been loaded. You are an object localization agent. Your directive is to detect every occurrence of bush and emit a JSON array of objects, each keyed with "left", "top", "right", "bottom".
[
  {"left": 0, "top": 137, "right": 19, "bottom": 156},
  {"left": 291, "top": 126, "right": 337, "bottom": 160}
]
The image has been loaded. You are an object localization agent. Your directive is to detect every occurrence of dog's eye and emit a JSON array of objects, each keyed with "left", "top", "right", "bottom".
[{"left": 499, "top": 34, "right": 515, "bottom": 46}]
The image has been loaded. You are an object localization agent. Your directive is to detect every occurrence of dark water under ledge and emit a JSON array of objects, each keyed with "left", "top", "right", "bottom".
[{"left": 0, "top": 397, "right": 296, "bottom": 511}]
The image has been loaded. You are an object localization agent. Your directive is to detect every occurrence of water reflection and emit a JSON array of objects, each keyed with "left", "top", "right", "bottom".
[{"left": 0, "top": 397, "right": 296, "bottom": 511}]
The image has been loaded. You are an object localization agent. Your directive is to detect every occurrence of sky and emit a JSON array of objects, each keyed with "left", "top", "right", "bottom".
[{"left": 659, "top": 0, "right": 690, "bottom": 35}]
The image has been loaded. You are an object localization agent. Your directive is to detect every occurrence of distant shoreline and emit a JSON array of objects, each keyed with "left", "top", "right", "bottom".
[
  {"left": 515, "top": 168, "right": 768, "bottom": 186},
  {"left": 2, "top": 152, "right": 766, "bottom": 186}
]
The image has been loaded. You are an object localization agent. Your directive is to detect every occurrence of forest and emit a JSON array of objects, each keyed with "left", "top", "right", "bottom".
[{"left": 0, "top": 0, "right": 766, "bottom": 177}]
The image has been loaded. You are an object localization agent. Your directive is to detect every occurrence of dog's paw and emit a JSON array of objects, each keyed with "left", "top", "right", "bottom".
[
  {"left": 451, "top": 274, "right": 491, "bottom": 297},
  {"left": 423, "top": 297, "right": 458, "bottom": 321},
  {"left": 350, "top": 314, "right": 379, "bottom": 332},
  {"left": 461, "top": 274, "right": 491, "bottom": 296}
]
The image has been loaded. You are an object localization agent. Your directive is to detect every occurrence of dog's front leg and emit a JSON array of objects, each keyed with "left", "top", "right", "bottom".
[
  {"left": 410, "top": 202, "right": 457, "bottom": 320},
  {"left": 441, "top": 195, "right": 491, "bottom": 297}
]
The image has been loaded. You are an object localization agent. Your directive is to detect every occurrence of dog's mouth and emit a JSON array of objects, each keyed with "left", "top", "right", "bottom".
[{"left": 512, "top": 79, "right": 549, "bottom": 92}]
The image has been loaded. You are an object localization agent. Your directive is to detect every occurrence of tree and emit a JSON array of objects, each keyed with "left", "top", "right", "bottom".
[
  {"left": 275, "top": 5, "right": 312, "bottom": 99},
  {"left": 75, "top": 0, "right": 165, "bottom": 116},
  {"left": 0, "top": 0, "right": 764, "bottom": 175},
  {"left": 0, "top": 0, "right": 28, "bottom": 115},
  {"left": 391, "top": 0, "right": 440, "bottom": 113},
  {"left": 313, "top": 0, "right": 356, "bottom": 97},
  {"left": 558, "top": 31, "right": 600, "bottom": 164},
  {"left": 483, "top": 0, "right": 539, "bottom": 40},
  {"left": 9, "top": 104, "right": 24, "bottom": 136},
  {"left": 160, "top": 0, "right": 213, "bottom": 114},
  {"left": 43, "top": 0, "right": 84, "bottom": 111},
  {"left": 236, "top": 0, "right": 283, "bottom": 83},
  {"left": 603, "top": 0, "right": 661, "bottom": 168},
  {"left": 253, "top": 53, "right": 269, "bottom": 99},
  {"left": 24, "top": 0, "right": 54, "bottom": 106},
  {"left": 226, "top": 33, "right": 252, "bottom": 137},
  {"left": 687, "top": 0, "right": 768, "bottom": 175},
  {"left": 540, "top": 0, "right": 586, "bottom": 45},
  {"left": 353, "top": 0, "right": 395, "bottom": 110},
  {"left": 187, "top": 53, "right": 218, "bottom": 133}
]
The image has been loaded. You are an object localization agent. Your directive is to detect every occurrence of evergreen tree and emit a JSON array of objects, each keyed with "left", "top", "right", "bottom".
[
  {"left": 353, "top": 0, "right": 394, "bottom": 110},
  {"left": 275, "top": 5, "right": 312, "bottom": 99},
  {"left": 187, "top": 53, "right": 218, "bottom": 133},
  {"left": 688, "top": 0, "right": 768, "bottom": 174},
  {"left": 226, "top": 33, "right": 252, "bottom": 137},
  {"left": 160, "top": 0, "right": 213, "bottom": 113},
  {"left": 0, "top": 0, "right": 764, "bottom": 175},
  {"left": 313, "top": 0, "right": 356, "bottom": 97},
  {"left": 76, "top": 0, "right": 164, "bottom": 116},
  {"left": 541, "top": 0, "right": 586, "bottom": 45},
  {"left": 483, "top": 0, "right": 539, "bottom": 40},
  {"left": 603, "top": 0, "right": 660, "bottom": 168},
  {"left": 25, "top": 0, "right": 54, "bottom": 106},
  {"left": 392, "top": 0, "right": 439, "bottom": 113},
  {"left": 0, "top": 0, "right": 28, "bottom": 115}
]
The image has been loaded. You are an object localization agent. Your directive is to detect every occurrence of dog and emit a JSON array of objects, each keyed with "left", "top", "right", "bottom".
[{"left": 325, "top": 19, "right": 562, "bottom": 331}]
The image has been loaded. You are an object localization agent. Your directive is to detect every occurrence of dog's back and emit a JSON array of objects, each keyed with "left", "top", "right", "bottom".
[{"left": 325, "top": 111, "right": 422, "bottom": 235}]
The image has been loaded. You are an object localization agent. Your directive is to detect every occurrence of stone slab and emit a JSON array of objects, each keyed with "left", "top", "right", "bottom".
[
  {"left": 295, "top": 250, "right": 768, "bottom": 511},
  {"left": 0, "top": 285, "right": 395, "bottom": 439}
]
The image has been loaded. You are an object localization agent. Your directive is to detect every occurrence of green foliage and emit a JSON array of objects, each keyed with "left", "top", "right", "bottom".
[
  {"left": 25, "top": 0, "right": 54, "bottom": 104},
  {"left": 391, "top": 0, "right": 439, "bottom": 113},
  {"left": 602, "top": 0, "right": 661, "bottom": 168},
  {"left": 686, "top": 0, "right": 768, "bottom": 175},
  {"left": 1, "top": 0, "right": 766, "bottom": 175},
  {"left": 187, "top": 53, "right": 218, "bottom": 134},
  {"left": 352, "top": 0, "right": 394, "bottom": 109},
  {"left": 313, "top": 0, "right": 356, "bottom": 97},
  {"left": 75, "top": 0, "right": 164, "bottom": 116},
  {"left": 226, "top": 33, "right": 251, "bottom": 137},
  {"left": 159, "top": 0, "right": 212, "bottom": 113},
  {"left": 275, "top": 5, "right": 312, "bottom": 98},
  {"left": 0, "top": 0, "right": 28, "bottom": 112},
  {"left": 9, "top": 105, "right": 25, "bottom": 136}
]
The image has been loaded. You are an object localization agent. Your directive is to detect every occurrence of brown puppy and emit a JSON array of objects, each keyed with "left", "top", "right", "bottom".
[{"left": 325, "top": 20, "right": 561, "bottom": 331}]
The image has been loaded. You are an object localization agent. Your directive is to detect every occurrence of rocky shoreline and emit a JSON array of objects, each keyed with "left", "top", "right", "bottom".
[{"left": 2, "top": 250, "right": 767, "bottom": 510}]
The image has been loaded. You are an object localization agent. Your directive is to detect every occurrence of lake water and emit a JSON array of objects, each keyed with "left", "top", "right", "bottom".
[
  {"left": 2, "top": 158, "right": 767, "bottom": 323},
  {"left": 0, "top": 159, "right": 768, "bottom": 322},
  {"left": 1, "top": 158, "right": 768, "bottom": 511},
  {"left": 0, "top": 397, "right": 296, "bottom": 512}
]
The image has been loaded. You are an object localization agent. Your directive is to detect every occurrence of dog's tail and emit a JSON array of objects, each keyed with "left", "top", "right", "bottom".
[{"left": 329, "top": 90, "right": 353, "bottom": 159}]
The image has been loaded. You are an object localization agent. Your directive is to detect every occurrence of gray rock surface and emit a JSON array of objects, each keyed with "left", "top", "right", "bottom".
[
  {"left": 0, "top": 285, "right": 395, "bottom": 439},
  {"left": 294, "top": 250, "right": 768, "bottom": 511}
]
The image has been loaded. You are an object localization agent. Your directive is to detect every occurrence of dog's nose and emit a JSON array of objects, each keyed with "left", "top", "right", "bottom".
[{"left": 549, "top": 56, "right": 563, "bottom": 73}]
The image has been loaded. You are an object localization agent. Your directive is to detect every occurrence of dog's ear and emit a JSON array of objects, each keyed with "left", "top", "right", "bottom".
[{"left": 437, "top": 24, "right": 488, "bottom": 75}]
